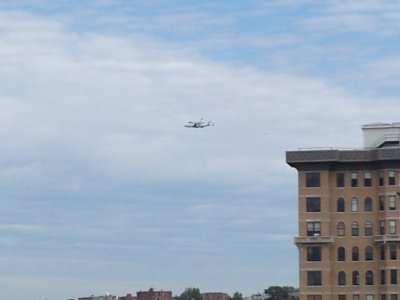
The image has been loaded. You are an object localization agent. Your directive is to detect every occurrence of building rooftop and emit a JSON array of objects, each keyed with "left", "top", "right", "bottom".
[
  {"left": 286, "top": 147, "right": 400, "bottom": 167},
  {"left": 287, "top": 123, "right": 400, "bottom": 167}
]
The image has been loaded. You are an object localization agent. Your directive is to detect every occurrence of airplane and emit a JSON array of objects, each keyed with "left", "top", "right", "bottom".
[{"left": 184, "top": 118, "right": 214, "bottom": 128}]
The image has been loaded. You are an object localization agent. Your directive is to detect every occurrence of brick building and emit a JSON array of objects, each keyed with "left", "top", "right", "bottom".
[
  {"left": 286, "top": 123, "right": 400, "bottom": 300},
  {"left": 137, "top": 289, "right": 172, "bottom": 300},
  {"left": 119, "top": 294, "right": 134, "bottom": 300}
]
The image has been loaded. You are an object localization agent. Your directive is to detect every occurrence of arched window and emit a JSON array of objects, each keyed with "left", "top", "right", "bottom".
[
  {"left": 352, "top": 271, "right": 360, "bottom": 285},
  {"left": 365, "top": 221, "right": 373, "bottom": 236},
  {"left": 365, "top": 246, "right": 373, "bottom": 261},
  {"left": 352, "top": 221, "right": 359, "bottom": 236},
  {"left": 338, "top": 271, "right": 346, "bottom": 286},
  {"left": 351, "top": 197, "right": 358, "bottom": 212},
  {"left": 364, "top": 197, "right": 373, "bottom": 211},
  {"left": 352, "top": 246, "right": 359, "bottom": 261},
  {"left": 338, "top": 247, "right": 346, "bottom": 261},
  {"left": 337, "top": 198, "right": 345, "bottom": 212},
  {"left": 366, "top": 271, "right": 373, "bottom": 285},
  {"left": 337, "top": 222, "right": 345, "bottom": 236}
]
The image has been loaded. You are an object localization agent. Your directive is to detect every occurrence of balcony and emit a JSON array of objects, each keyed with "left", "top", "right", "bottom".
[
  {"left": 373, "top": 235, "right": 400, "bottom": 243},
  {"left": 294, "top": 235, "right": 334, "bottom": 246}
]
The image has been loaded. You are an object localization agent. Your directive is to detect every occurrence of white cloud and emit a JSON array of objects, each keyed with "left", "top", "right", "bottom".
[{"left": 0, "top": 4, "right": 398, "bottom": 300}]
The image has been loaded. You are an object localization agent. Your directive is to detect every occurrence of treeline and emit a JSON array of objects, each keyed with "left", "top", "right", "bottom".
[
  {"left": 172, "top": 288, "right": 243, "bottom": 300},
  {"left": 264, "top": 286, "right": 299, "bottom": 300},
  {"left": 173, "top": 286, "right": 298, "bottom": 300}
]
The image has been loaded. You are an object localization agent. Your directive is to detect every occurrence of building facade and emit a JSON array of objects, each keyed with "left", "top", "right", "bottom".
[
  {"left": 137, "top": 289, "right": 172, "bottom": 300},
  {"left": 119, "top": 294, "right": 135, "bottom": 300},
  {"left": 286, "top": 123, "right": 400, "bottom": 300}
]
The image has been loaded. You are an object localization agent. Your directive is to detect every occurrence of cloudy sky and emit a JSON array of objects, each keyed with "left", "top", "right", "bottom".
[{"left": 0, "top": 1, "right": 399, "bottom": 299}]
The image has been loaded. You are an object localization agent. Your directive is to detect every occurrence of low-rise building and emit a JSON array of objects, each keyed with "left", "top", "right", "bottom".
[
  {"left": 249, "top": 293, "right": 270, "bottom": 300},
  {"left": 137, "top": 288, "right": 172, "bottom": 300},
  {"left": 119, "top": 294, "right": 135, "bottom": 300}
]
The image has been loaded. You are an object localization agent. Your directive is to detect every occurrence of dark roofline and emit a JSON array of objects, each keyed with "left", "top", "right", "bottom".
[{"left": 286, "top": 147, "right": 400, "bottom": 168}]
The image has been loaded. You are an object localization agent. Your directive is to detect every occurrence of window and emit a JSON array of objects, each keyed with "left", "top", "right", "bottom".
[
  {"left": 379, "top": 171, "right": 384, "bottom": 186},
  {"left": 337, "top": 222, "right": 345, "bottom": 236},
  {"left": 307, "top": 271, "right": 322, "bottom": 286},
  {"left": 382, "top": 296, "right": 387, "bottom": 300},
  {"left": 338, "top": 271, "right": 346, "bottom": 286},
  {"left": 380, "top": 245, "right": 386, "bottom": 260},
  {"left": 307, "top": 222, "right": 321, "bottom": 236},
  {"left": 366, "top": 295, "right": 373, "bottom": 300},
  {"left": 337, "top": 172, "right": 345, "bottom": 187},
  {"left": 364, "top": 172, "right": 372, "bottom": 187},
  {"left": 337, "top": 198, "right": 345, "bottom": 212},
  {"left": 389, "top": 220, "right": 396, "bottom": 234},
  {"left": 365, "top": 221, "right": 373, "bottom": 236},
  {"left": 338, "top": 296, "right": 346, "bottom": 300},
  {"left": 389, "top": 195, "right": 396, "bottom": 210},
  {"left": 380, "top": 220, "right": 385, "bottom": 235},
  {"left": 307, "top": 296, "right": 321, "bottom": 300},
  {"left": 351, "top": 197, "right": 358, "bottom": 212},
  {"left": 352, "top": 271, "right": 360, "bottom": 285},
  {"left": 366, "top": 271, "right": 374, "bottom": 285},
  {"left": 390, "top": 295, "right": 397, "bottom": 300},
  {"left": 388, "top": 170, "right": 396, "bottom": 185},
  {"left": 364, "top": 197, "right": 373, "bottom": 211},
  {"left": 307, "top": 246, "right": 322, "bottom": 261},
  {"left": 338, "top": 247, "right": 346, "bottom": 261},
  {"left": 380, "top": 196, "right": 385, "bottom": 211},
  {"left": 352, "top": 247, "right": 359, "bottom": 261},
  {"left": 306, "top": 197, "right": 321, "bottom": 212},
  {"left": 381, "top": 269, "right": 386, "bottom": 285},
  {"left": 390, "top": 244, "right": 397, "bottom": 260},
  {"left": 306, "top": 172, "right": 320, "bottom": 187},
  {"left": 351, "top": 172, "right": 358, "bottom": 187},
  {"left": 365, "top": 246, "right": 373, "bottom": 261},
  {"left": 353, "top": 295, "right": 359, "bottom": 300},
  {"left": 390, "top": 269, "right": 397, "bottom": 284},
  {"left": 352, "top": 222, "right": 359, "bottom": 236}
]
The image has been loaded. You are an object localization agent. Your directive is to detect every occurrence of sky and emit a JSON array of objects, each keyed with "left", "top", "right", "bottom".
[{"left": 0, "top": 1, "right": 399, "bottom": 299}]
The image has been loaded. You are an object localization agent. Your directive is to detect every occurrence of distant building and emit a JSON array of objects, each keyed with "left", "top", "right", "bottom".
[
  {"left": 202, "top": 292, "right": 228, "bottom": 300},
  {"left": 249, "top": 293, "right": 270, "bottom": 300},
  {"left": 286, "top": 122, "right": 400, "bottom": 300},
  {"left": 137, "top": 288, "right": 172, "bottom": 300},
  {"left": 119, "top": 294, "right": 135, "bottom": 300}
]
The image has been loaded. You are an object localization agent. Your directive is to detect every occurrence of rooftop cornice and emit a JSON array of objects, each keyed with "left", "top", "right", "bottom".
[{"left": 286, "top": 147, "right": 400, "bottom": 166}]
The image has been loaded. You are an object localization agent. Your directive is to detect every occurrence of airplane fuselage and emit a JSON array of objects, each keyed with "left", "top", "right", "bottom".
[{"left": 184, "top": 120, "right": 214, "bottom": 128}]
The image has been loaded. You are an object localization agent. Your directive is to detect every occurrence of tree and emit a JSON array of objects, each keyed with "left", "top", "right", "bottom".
[
  {"left": 178, "top": 287, "right": 202, "bottom": 300},
  {"left": 264, "top": 286, "right": 298, "bottom": 300},
  {"left": 228, "top": 292, "right": 243, "bottom": 300}
]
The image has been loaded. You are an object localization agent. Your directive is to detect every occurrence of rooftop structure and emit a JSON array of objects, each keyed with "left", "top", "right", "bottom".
[{"left": 363, "top": 122, "right": 400, "bottom": 148}]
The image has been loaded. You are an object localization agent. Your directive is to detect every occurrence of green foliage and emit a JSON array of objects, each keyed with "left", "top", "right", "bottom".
[
  {"left": 264, "top": 286, "right": 298, "bottom": 300},
  {"left": 178, "top": 287, "right": 202, "bottom": 300},
  {"left": 228, "top": 292, "right": 243, "bottom": 300}
]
